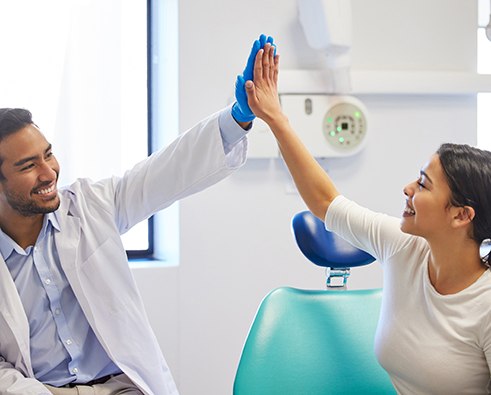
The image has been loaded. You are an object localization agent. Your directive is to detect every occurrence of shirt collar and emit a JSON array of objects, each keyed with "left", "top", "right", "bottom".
[
  {"left": 0, "top": 212, "right": 60, "bottom": 259},
  {"left": 47, "top": 211, "right": 60, "bottom": 232},
  {"left": 36, "top": 212, "right": 60, "bottom": 242}
]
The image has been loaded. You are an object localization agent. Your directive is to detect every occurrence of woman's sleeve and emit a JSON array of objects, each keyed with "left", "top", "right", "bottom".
[
  {"left": 482, "top": 310, "right": 491, "bottom": 384},
  {"left": 324, "top": 195, "right": 416, "bottom": 264}
]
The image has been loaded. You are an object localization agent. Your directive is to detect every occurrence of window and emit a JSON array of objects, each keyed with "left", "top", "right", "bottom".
[
  {"left": 0, "top": 0, "right": 179, "bottom": 262},
  {"left": 478, "top": 0, "right": 491, "bottom": 148}
]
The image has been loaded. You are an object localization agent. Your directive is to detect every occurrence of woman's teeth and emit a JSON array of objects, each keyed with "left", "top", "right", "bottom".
[{"left": 404, "top": 206, "right": 415, "bottom": 215}]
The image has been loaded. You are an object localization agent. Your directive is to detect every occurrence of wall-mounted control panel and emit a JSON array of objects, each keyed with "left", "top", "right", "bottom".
[
  {"left": 280, "top": 94, "right": 368, "bottom": 158},
  {"left": 247, "top": 94, "right": 368, "bottom": 159}
]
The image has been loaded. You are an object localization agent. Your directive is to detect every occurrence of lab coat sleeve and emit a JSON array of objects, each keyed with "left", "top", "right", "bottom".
[
  {"left": 81, "top": 107, "right": 247, "bottom": 234},
  {"left": 0, "top": 358, "right": 51, "bottom": 395}
]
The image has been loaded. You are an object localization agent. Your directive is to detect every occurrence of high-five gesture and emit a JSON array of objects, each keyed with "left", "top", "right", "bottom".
[{"left": 232, "top": 34, "right": 274, "bottom": 123}]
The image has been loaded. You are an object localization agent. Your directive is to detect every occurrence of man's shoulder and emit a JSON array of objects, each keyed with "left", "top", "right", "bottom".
[
  {"left": 57, "top": 177, "right": 118, "bottom": 213},
  {"left": 59, "top": 177, "right": 118, "bottom": 195}
]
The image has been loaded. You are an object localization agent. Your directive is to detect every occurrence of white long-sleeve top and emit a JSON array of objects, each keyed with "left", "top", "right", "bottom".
[{"left": 325, "top": 195, "right": 491, "bottom": 394}]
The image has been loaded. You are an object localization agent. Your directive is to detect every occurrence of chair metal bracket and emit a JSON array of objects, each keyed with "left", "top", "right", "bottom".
[{"left": 325, "top": 267, "right": 350, "bottom": 289}]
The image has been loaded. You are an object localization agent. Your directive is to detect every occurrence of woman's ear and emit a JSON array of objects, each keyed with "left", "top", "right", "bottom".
[{"left": 452, "top": 205, "right": 475, "bottom": 227}]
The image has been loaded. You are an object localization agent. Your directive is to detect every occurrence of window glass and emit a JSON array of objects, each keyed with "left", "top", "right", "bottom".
[{"left": 0, "top": 0, "right": 149, "bottom": 252}]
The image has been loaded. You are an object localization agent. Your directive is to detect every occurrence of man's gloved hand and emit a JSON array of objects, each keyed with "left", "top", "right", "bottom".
[{"left": 232, "top": 34, "right": 275, "bottom": 123}]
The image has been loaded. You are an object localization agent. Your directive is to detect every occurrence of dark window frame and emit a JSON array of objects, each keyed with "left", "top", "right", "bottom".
[{"left": 126, "top": 0, "right": 155, "bottom": 259}]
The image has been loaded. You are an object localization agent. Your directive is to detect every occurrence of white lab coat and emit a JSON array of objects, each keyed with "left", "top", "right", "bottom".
[{"left": 0, "top": 109, "right": 247, "bottom": 395}]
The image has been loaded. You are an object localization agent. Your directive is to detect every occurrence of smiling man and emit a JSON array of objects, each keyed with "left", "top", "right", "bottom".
[
  {"left": 0, "top": 106, "right": 246, "bottom": 395},
  {"left": 0, "top": 122, "right": 60, "bottom": 247},
  {"left": 0, "top": 34, "right": 275, "bottom": 395}
]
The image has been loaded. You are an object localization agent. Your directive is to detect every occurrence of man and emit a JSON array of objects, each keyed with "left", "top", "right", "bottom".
[{"left": 0, "top": 34, "right": 274, "bottom": 395}]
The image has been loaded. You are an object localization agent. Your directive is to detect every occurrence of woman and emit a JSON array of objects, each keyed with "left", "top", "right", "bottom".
[{"left": 249, "top": 43, "right": 491, "bottom": 393}]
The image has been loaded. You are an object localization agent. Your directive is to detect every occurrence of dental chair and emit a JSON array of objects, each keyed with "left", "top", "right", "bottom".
[{"left": 233, "top": 211, "right": 395, "bottom": 395}]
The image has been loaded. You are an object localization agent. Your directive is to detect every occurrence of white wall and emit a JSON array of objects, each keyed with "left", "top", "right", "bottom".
[{"left": 134, "top": 0, "right": 478, "bottom": 394}]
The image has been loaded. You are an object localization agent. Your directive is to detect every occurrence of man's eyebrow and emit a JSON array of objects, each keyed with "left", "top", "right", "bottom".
[
  {"left": 420, "top": 170, "right": 433, "bottom": 184},
  {"left": 13, "top": 144, "right": 52, "bottom": 167}
]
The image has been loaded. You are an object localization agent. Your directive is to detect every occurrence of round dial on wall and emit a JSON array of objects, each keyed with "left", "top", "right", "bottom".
[
  {"left": 278, "top": 94, "right": 369, "bottom": 158},
  {"left": 323, "top": 101, "right": 367, "bottom": 152}
]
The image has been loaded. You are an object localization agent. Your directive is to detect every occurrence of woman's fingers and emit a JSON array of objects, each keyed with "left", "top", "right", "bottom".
[
  {"left": 267, "top": 43, "right": 275, "bottom": 80},
  {"left": 254, "top": 48, "right": 264, "bottom": 83},
  {"left": 262, "top": 45, "right": 271, "bottom": 78},
  {"left": 253, "top": 43, "right": 276, "bottom": 83}
]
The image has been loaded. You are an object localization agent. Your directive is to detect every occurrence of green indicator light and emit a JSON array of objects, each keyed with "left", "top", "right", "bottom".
[
  {"left": 326, "top": 117, "right": 333, "bottom": 123},
  {"left": 336, "top": 126, "right": 342, "bottom": 132},
  {"left": 354, "top": 111, "right": 361, "bottom": 118},
  {"left": 339, "top": 137, "right": 345, "bottom": 143},
  {"left": 329, "top": 131, "right": 336, "bottom": 137}
]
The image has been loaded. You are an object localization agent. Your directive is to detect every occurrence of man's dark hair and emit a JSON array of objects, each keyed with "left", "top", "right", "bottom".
[
  {"left": 0, "top": 108, "right": 34, "bottom": 180},
  {"left": 0, "top": 108, "right": 34, "bottom": 141}
]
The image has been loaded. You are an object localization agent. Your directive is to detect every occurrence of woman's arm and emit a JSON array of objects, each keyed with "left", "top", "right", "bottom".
[{"left": 246, "top": 44, "right": 339, "bottom": 220}]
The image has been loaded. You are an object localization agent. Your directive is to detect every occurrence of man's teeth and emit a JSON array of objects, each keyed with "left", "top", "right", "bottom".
[
  {"left": 36, "top": 185, "right": 55, "bottom": 195},
  {"left": 404, "top": 206, "right": 415, "bottom": 215}
]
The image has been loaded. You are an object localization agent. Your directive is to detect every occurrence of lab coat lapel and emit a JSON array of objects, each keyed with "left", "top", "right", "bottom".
[
  {"left": 0, "top": 252, "right": 34, "bottom": 375},
  {"left": 53, "top": 196, "right": 97, "bottom": 325},
  {"left": 53, "top": 196, "right": 85, "bottom": 307}
]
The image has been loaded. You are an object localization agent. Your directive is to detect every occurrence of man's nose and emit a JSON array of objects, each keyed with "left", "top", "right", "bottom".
[{"left": 38, "top": 161, "right": 57, "bottom": 181}]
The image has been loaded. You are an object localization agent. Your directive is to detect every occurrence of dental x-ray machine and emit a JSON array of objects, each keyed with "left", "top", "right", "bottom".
[{"left": 249, "top": 0, "right": 369, "bottom": 159}]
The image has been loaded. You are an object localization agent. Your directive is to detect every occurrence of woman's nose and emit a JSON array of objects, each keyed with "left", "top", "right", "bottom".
[{"left": 403, "top": 182, "right": 413, "bottom": 197}]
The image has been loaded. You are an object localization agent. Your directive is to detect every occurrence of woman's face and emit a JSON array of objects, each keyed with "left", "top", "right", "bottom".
[{"left": 401, "top": 154, "right": 455, "bottom": 240}]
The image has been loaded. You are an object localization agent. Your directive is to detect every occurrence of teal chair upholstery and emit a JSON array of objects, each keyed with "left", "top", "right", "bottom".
[
  {"left": 233, "top": 210, "right": 396, "bottom": 394},
  {"left": 233, "top": 287, "right": 395, "bottom": 395}
]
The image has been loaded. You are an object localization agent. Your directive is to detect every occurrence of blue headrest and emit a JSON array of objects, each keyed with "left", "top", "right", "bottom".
[{"left": 291, "top": 211, "right": 375, "bottom": 269}]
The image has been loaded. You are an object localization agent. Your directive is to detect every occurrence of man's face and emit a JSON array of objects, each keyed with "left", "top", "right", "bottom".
[{"left": 0, "top": 124, "right": 60, "bottom": 218}]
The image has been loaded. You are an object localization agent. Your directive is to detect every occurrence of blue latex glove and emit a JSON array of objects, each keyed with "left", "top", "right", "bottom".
[{"left": 232, "top": 34, "right": 275, "bottom": 123}]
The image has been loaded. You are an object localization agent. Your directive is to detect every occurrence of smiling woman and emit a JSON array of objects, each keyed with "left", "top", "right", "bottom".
[
  {"left": 246, "top": 47, "right": 491, "bottom": 391},
  {"left": 0, "top": 0, "right": 150, "bottom": 253}
]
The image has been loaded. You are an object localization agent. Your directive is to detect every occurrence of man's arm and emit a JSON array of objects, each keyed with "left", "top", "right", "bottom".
[
  {"left": 88, "top": 35, "right": 277, "bottom": 232},
  {"left": 236, "top": 120, "right": 251, "bottom": 129},
  {"left": 0, "top": 358, "right": 51, "bottom": 395}
]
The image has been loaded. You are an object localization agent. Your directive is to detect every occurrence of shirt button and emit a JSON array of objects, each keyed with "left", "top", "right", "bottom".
[
  {"left": 55, "top": 308, "right": 61, "bottom": 315},
  {"left": 72, "top": 368, "right": 78, "bottom": 374},
  {"left": 66, "top": 339, "right": 72, "bottom": 345},
  {"left": 45, "top": 278, "right": 51, "bottom": 285}
]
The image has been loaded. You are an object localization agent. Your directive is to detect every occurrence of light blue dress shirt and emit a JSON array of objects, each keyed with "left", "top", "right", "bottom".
[
  {"left": 0, "top": 213, "right": 122, "bottom": 386},
  {"left": 1, "top": 109, "right": 249, "bottom": 386}
]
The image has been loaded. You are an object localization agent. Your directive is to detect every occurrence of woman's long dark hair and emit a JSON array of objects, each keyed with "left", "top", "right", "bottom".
[{"left": 437, "top": 143, "right": 491, "bottom": 266}]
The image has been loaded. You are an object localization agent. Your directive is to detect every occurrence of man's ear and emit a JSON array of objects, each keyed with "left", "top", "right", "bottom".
[{"left": 452, "top": 205, "right": 475, "bottom": 228}]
